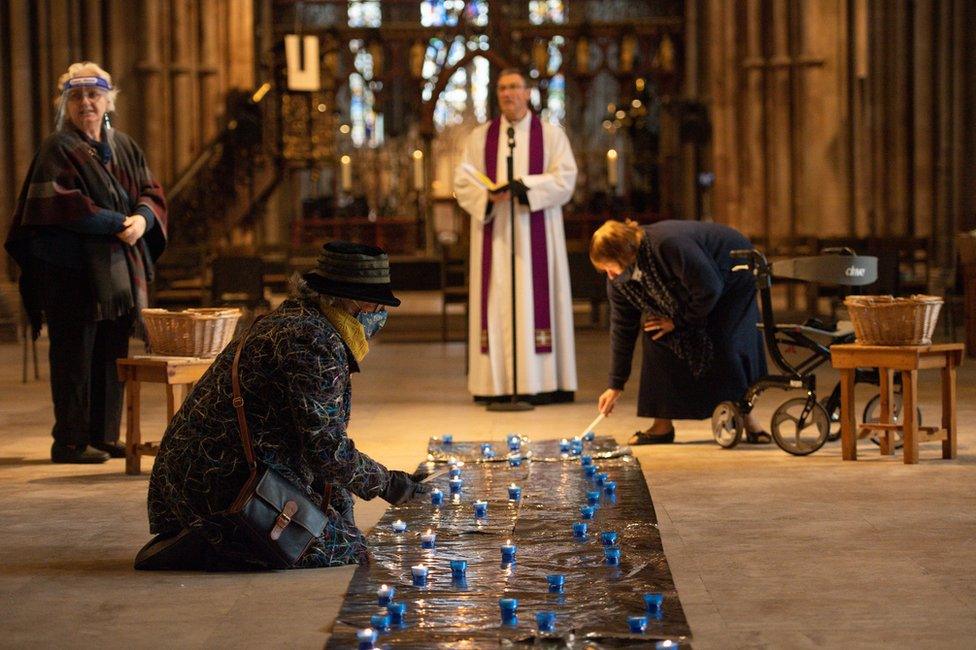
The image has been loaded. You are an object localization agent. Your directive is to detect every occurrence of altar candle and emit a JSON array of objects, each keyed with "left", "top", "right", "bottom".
[
  {"left": 411, "top": 564, "right": 428, "bottom": 586},
  {"left": 412, "top": 149, "right": 424, "bottom": 191},
  {"left": 340, "top": 154, "right": 352, "bottom": 192},
  {"left": 508, "top": 484, "right": 522, "bottom": 501},
  {"left": 500, "top": 539, "right": 517, "bottom": 562},
  {"left": 420, "top": 529, "right": 436, "bottom": 549},
  {"left": 376, "top": 584, "right": 394, "bottom": 606},
  {"left": 391, "top": 519, "right": 407, "bottom": 534},
  {"left": 430, "top": 488, "right": 444, "bottom": 506},
  {"left": 607, "top": 149, "right": 618, "bottom": 187}
]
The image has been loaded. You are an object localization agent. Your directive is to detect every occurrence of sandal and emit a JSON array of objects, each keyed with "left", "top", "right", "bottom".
[
  {"left": 627, "top": 428, "right": 675, "bottom": 445},
  {"left": 744, "top": 429, "right": 772, "bottom": 444}
]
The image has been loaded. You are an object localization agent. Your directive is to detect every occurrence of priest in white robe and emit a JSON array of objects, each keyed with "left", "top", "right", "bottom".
[{"left": 454, "top": 68, "right": 578, "bottom": 404}]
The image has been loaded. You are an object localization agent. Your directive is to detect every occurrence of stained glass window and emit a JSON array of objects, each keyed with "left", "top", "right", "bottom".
[
  {"left": 348, "top": 1, "right": 381, "bottom": 27},
  {"left": 348, "top": 39, "right": 382, "bottom": 147},
  {"left": 421, "top": 33, "right": 490, "bottom": 131},
  {"left": 421, "top": 0, "right": 487, "bottom": 27},
  {"left": 529, "top": 0, "right": 566, "bottom": 24}
]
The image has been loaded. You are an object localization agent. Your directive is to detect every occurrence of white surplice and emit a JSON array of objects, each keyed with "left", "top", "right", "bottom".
[{"left": 454, "top": 114, "right": 578, "bottom": 398}]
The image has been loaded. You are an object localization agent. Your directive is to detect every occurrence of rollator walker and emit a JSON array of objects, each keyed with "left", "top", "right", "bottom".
[{"left": 711, "top": 247, "right": 888, "bottom": 456}]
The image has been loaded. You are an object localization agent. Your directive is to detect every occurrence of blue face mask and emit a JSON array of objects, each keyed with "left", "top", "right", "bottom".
[{"left": 356, "top": 309, "right": 388, "bottom": 339}]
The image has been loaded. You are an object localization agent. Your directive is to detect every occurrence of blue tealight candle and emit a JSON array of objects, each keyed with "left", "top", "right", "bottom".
[
  {"left": 386, "top": 602, "right": 406, "bottom": 625},
  {"left": 370, "top": 611, "right": 390, "bottom": 631},
  {"left": 500, "top": 540, "right": 517, "bottom": 562},
  {"left": 391, "top": 519, "right": 407, "bottom": 534},
  {"left": 655, "top": 641, "right": 679, "bottom": 649},
  {"left": 450, "top": 559, "right": 468, "bottom": 578},
  {"left": 449, "top": 477, "right": 463, "bottom": 494},
  {"left": 584, "top": 464, "right": 598, "bottom": 478},
  {"left": 535, "top": 611, "right": 557, "bottom": 633},
  {"left": 376, "top": 584, "right": 394, "bottom": 606},
  {"left": 473, "top": 500, "right": 488, "bottom": 518},
  {"left": 644, "top": 592, "right": 664, "bottom": 612},
  {"left": 546, "top": 574, "right": 565, "bottom": 593},
  {"left": 580, "top": 455, "right": 593, "bottom": 466},
  {"left": 627, "top": 615, "right": 648, "bottom": 633},
  {"left": 356, "top": 628, "right": 378, "bottom": 650},
  {"left": 411, "top": 564, "right": 429, "bottom": 587},
  {"left": 600, "top": 530, "right": 619, "bottom": 546},
  {"left": 499, "top": 597, "right": 518, "bottom": 625},
  {"left": 442, "top": 434, "right": 453, "bottom": 445},
  {"left": 507, "top": 435, "right": 521, "bottom": 451},
  {"left": 570, "top": 437, "right": 583, "bottom": 455},
  {"left": 595, "top": 472, "right": 609, "bottom": 486},
  {"left": 559, "top": 438, "right": 570, "bottom": 453},
  {"left": 572, "top": 521, "right": 588, "bottom": 538},
  {"left": 583, "top": 430, "right": 596, "bottom": 442},
  {"left": 580, "top": 505, "right": 595, "bottom": 520},
  {"left": 481, "top": 443, "right": 494, "bottom": 456},
  {"left": 604, "top": 480, "right": 617, "bottom": 495},
  {"left": 483, "top": 449, "right": 496, "bottom": 459},
  {"left": 508, "top": 454, "right": 522, "bottom": 467},
  {"left": 604, "top": 546, "right": 621, "bottom": 565},
  {"left": 508, "top": 484, "right": 522, "bottom": 501},
  {"left": 420, "top": 529, "right": 436, "bottom": 549},
  {"left": 587, "top": 490, "right": 601, "bottom": 506},
  {"left": 430, "top": 489, "right": 444, "bottom": 506},
  {"left": 448, "top": 467, "right": 462, "bottom": 479}
]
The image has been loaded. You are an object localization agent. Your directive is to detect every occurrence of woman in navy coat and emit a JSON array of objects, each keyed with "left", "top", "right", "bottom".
[{"left": 591, "top": 219, "right": 769, "bottom": 444}]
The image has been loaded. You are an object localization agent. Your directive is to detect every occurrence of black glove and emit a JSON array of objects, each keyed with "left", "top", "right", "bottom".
[
  {"left": 383, "top": 470, "right": 432, "bottom": 505},
  {"left": 410, "top": 467, "right": 432, "bottom": 483},
  {"left": 509, "top": 179, "right": 530, "bottom": 206}
]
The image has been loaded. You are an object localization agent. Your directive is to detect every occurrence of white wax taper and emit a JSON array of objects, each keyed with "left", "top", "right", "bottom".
[{"left": 582, "top": 413, "right": 605, "bottom": 438}]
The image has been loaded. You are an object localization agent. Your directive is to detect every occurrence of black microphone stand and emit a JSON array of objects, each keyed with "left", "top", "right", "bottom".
[{"left": 487, "top": 125, "right": 533, "bottom": 412}]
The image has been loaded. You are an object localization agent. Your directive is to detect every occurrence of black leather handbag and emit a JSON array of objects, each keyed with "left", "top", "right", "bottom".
[{"left": 224, "top": 319, "right": 328, "bottom": 569}]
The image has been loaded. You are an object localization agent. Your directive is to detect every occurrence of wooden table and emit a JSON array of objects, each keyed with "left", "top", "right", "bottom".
[
  {"left": 117, "top": 356, "right": 214, "bottom": 475},
  {"left": 831, "top": 343, "right": 964, "bottom": 464}
]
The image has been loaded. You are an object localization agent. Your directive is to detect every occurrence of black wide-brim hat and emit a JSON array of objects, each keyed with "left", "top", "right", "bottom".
[{"left": 302, "top": 241, "right": 401, "bottom": 307}]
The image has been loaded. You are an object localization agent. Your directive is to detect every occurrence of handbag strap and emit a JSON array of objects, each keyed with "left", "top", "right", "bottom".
[
  {"left": 229, "top": 313, "right": 334, "bottom": 509},
  {"left": 231, "top": 316, "right": 265, "bottom": 475}
]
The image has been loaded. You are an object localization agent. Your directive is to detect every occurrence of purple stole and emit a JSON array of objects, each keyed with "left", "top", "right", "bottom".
[{"left": 480, "top": 114, "right": 552, "bottom": 354}]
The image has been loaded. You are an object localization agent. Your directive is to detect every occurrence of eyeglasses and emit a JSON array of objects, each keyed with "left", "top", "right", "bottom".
[
  {"left": 66, "top": 88, "right": 107, "bottom": 103},
  {"left": 497, "top": 83, "right": 527, "bottom": 92}
]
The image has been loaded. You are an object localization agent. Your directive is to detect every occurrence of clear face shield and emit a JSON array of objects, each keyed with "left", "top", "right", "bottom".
[{"left": 55, "top": 75, "right": 113, "bottom": 131}]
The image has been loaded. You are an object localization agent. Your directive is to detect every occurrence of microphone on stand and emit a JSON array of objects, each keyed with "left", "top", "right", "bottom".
[{"left": 487, "top": 123, "right": 533, "bottom": 412}]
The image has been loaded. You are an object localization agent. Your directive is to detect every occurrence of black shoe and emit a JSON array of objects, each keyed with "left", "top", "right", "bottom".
[
  {"left": 628, "top": 428, "right": 676, "bottom": 445},
  {"left": 91, "top": 441, "right": 126, "bottom": 458},
  {"left": 51, "top": 443, "right": 110, "bottom": 464}
]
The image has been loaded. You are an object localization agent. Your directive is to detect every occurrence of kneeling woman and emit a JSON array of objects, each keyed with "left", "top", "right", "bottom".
[{"left": 592, "top": 219, "right": 769, "bottom": 444}]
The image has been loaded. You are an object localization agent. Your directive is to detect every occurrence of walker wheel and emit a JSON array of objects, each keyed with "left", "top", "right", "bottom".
[
  {"left": 863, "top": 393, "right": 922, "bottom": 450},
  {"left": 771, "top": 398, "right": 830, "bottom": 456},
  {"left": 712, "top": 401, "right": 744, "bottom": 448}
]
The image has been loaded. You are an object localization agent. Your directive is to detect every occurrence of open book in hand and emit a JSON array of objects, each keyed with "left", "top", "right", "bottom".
[{"left": 459, "top": 162, "right": 510, "bottom": 193}]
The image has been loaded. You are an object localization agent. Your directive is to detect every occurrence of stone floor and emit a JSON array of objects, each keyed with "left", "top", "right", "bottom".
[{"left": 0, "top": 328, "right": 974, "bottom": 649}]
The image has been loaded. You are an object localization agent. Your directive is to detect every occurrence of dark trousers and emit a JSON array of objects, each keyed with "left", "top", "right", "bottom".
[{"left": 33, "top": 259, "right": 131, "bottom": 447}]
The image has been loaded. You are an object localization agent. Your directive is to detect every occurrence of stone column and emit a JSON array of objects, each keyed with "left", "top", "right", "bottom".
[{"left": 137, "top": 0, "right": 167, "bottom": 181}]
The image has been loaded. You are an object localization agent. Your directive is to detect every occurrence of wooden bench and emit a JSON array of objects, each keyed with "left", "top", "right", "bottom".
[
  {"left": 116, "top": 356, "right": 214, "bottom": 475},
  {"left": 831, "top": 343, "right": 964, "bottom": 464}
]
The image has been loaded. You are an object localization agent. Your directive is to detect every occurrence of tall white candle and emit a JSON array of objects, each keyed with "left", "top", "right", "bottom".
[
  {"left": 606, "top": 149, "right": 619, "bottom": 187},
  {"left": 412, "top": 149, "right": 425, "bottom": 191},
  {"left": 340, "top": 154, "right": 352, "bottom": 193}
]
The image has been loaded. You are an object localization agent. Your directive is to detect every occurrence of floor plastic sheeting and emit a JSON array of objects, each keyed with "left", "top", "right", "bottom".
[{"left": 327, "top": 436, "right": 691, "bottom": 648}]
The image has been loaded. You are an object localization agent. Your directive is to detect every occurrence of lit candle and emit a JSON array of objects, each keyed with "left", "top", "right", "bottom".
[
  {"left": 369, "top": 611, "right": 390, "bottom": 631},
  {"left": 580, "top": 505, "right": 595, "bottom": 520},
  {"left": 604, "top": 546, "right": 621, "bottom": 565},
  {"left": 604, "top": 480, "right": 617, "bottom": 495},
  {"left": 391, "top": 519, "right": 407, "bottom": 534},
  {"left": 441, "top": 434, "right": 453, "bottom": 445},
  {"left": 607, "top": 149, "right": 618, "bottom": 187},
  {"left": 627, "top": 615, "right": 648, "bottom": 634},
  {"left": 580, "top": 455, "right": 593, "bottom": 467},
  {"left": 449, "top": 477, "right": 463, "bottom": 494},
  {"left": 386, "top": 601, "right": 407, "bottom": 625},
  {"left": 587, "top": 490, "right": 601, "bottom": 506},
  {"left": 448, "top": 466, "right": 462, "bottom": 479},
  {"left": 340, "top": 154, "right": 352, "bottom": 192},
  {"left": 500, "top": 539, "right": 517, "bottom": 562},
  {"left": 430, "top": 488, "right": 444, "bottom": 506},
  {"left": 412, "top": 149, "right": 424, "bottom": 191},
  {"left": 546, "top": 574, "right": 565, "bottom": 593},
  {"left": 583, "top": 430, "right": 596, "bottom": 442},
  {"left": 600, "top": 530, "right": 619, "bottom": 547},
  {"left": 508, "top": 483, "right": 522, "bottom": 501},
  {"left": 481, "top": 443, "right": 494, "bottom": 458},
  {"left": 356, "top": 628, "right": 377, "bottom": 650},
  {"left": 473, "top": 500, "right": 488, "bottom": 518},
  {"left": 376, "top": 584, "right": 394, "bottom": 606},
  {"left": 498, "top": 597, "right": 518, "bottom": 625},
  {"left": 508, "top": 454, "right": 522, "bottom": 468},
  {"left": 644, "top": 592, "right": 665, "bottom": 612},
  {"left": 507, "top": 434, "right": 521, "bottom": 451},
  {"left": 420, "top": 529, "right": 436, "bottom": 549},
  {"left": 572, "top": 521, "right": 588, "bottom": 538},
  {"left": 559, "top": 438, "right": 570, "bottom": 453},
  {"left": 535, "top": 611, "right": 557, "bottom": 633},
  {"left": 411, "top": 564, "right": 429, "bottom": 587}
]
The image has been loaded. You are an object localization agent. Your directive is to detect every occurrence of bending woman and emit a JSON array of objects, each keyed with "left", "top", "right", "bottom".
[{"left": 592, "top": 219, "right": 769, "bottom": 444}]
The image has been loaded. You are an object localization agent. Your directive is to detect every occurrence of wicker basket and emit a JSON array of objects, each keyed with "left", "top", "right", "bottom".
[
  {"left": 142, "top": 307, "right": 241, "bottom": 357},
  {"left": 843, "top": 295, "right": 943, "bottom": 345}
]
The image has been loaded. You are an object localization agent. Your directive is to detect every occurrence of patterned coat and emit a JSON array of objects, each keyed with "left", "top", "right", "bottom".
[{"left": 148, "top": 298, "right": 390, "bottom": 568}]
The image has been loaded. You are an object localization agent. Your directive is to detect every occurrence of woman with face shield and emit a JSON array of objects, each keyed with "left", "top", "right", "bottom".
[
  {"left": 4, "top": 61, "right": 168, "bottom": 464},
  {"left": 139, "top": 242, "right": 430, "bottom": 570},
  {"left": 590, "top": 219, "right": 769, "bottom": 445}
]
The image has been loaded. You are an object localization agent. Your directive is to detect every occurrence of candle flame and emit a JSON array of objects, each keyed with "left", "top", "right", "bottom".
[
  {"left": 412, "top": 149, "right": 423, "bottom": 159},
  {"left": 607, "top": 149, "right": 618, "bottom": 161},
  {"left": 341, "top": 154, "right": 351, "bottom": 164}
]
